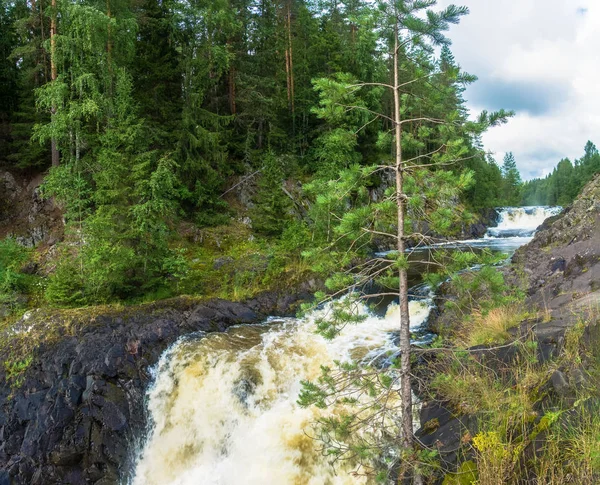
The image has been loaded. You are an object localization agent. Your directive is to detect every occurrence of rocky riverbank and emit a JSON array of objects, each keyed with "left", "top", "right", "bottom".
[
  {"left": 415, "top": 174, "right": 600, "bottom": 482},
  {"left": 0, "top": 289, "right": 314, "bottom": 485}
]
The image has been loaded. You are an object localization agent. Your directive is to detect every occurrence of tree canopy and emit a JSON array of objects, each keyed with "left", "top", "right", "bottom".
[{"left": 3, "top": 0, "right": 594, "bottom": 308}]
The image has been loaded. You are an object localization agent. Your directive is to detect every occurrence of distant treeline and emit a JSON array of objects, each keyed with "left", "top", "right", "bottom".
[{"left": 521, "top": 141, "right": 600, "bottom": 206}]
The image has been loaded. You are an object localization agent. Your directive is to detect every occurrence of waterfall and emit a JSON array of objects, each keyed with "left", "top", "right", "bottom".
[
  {"left": 131, "top": 297, "right": 433, "bottom": 485},
  {"left": 486, "top": 206, "right": 562, "bottom": 238},
  {"left": 129, "top": 206, "right": 564, "bottom": 484}
]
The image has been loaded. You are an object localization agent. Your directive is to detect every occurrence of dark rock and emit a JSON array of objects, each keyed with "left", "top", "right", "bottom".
[
  {"left": 0, "top": 470, "right": 10, "bottom": 485},
  {"left": 571, "top": 368, "right": 589, "bottom": 389},
  {"left": 49, "top": 447, "right": 83, "bottom": 466},
  {"left": 552, "top": 370, "right": 570, "bottom": 397},
  {"left": 20, "top": 262, "right": 39, "bottom": 275},
  {"left": 550, "top": 257, "right": 566, "bottom": 273},
  {"left": 0, "top": 290, "right": 310, "bottom": 484},
  {"left": 91, "top": 399, "right": 127, "bottom": 432},
  {"left": 213, "top": 256, "right": 234, "bottom": 270},
  {"left": 104, "top": 345, "right": 126, "bottom": 378}
]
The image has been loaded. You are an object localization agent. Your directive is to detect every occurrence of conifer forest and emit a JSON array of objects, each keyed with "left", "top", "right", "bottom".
[{"left": 1, "top": 1, "right": 600, "bottom": 484}]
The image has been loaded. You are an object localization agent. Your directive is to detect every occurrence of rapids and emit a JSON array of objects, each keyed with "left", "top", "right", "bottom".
[
  {"left": 130, "top": 206, "right": 561, "bottom": 485},
  {"left": 131, "top": 299, "right": 432, "bottom": 485},
  {"left": 486, "top": 206, "right": 562, "bottom": 238}
]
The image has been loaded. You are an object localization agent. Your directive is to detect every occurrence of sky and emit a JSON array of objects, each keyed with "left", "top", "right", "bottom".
[{"left": 438, "top": 0, "right": 599, "bottom": 180}]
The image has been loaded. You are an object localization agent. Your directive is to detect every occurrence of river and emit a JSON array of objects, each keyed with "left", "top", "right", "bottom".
[{"left": 129, "top": 206, "right": 561, "bottom": 485}]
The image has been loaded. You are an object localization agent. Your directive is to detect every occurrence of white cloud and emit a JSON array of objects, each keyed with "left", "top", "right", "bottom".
[{"left": 438, "top": 0, "right": 599, "bottom": 180}]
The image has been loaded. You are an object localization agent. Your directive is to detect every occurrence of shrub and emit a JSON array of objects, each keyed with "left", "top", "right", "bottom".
[{"left": 0, "top": 238, "right": 33, "bottom": 312}]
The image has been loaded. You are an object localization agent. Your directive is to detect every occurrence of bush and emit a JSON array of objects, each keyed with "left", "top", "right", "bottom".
[
  {"left": 0, "top": 238, "right": 33, "bottom": 312},
  {"left": 44, "top": 257, "right": 86, "bottom": 307},
  {"left": 251, "top": 152, "right": 294, "bottom": 236}
]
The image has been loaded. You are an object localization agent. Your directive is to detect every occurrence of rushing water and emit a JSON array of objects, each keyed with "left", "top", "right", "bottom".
[
  {"left": 487, "top": 206, "right": 562, "bottom": 238},
  {"left": 130, "top": 206, "right": 561, "bottom": 485},
  {"left": 131, "top": 300, "right": 432, "bottom": 485}
]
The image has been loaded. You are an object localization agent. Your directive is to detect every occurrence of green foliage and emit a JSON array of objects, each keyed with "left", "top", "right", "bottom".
[
  {"left": 442, "top": 460, "right": 477, "bottom": 485},
  {"left": 0, "top": 239, "right": 30, "bottom": 294},
  {"left": 44, "top": 257, "right": 86, "bottom": 307},
  {"left": 500, "top": 152, "right": 522, "bottom": 206},
  {"left": 251, "top": 152, "right": 294, "bottom": 236},
  {"left": 447, "top": 265, "right": 522, "bottom": 315},
  {"left": 41, "top": 66, "right": 185, "bottom": 305},
  {"left": 0, "top": 238, "right": 35, "bottom": 313},
  {"left": 4, "top": 356, "right": 33, "bottom": 389},
  {"left": 313, "top": 297, "right": 368, "bottom": 340},
  {"left": 523, "top": 141, "right": 600, "bottom": 206}
]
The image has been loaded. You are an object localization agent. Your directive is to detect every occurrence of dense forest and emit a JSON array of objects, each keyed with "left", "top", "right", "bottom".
[
  {"left": 3, "top": 3, "right": 600, "bottom": 485},
  {"left": 521, "top": 141, "right": 600, "bottom": 206},
  {"left": 0, "top": 0, "right": 592, "bottom": 311}
]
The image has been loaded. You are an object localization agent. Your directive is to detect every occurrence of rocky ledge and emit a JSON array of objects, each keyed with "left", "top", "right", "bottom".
[{"left": 0, "top": 289, "right": 313, "bottom": 485}]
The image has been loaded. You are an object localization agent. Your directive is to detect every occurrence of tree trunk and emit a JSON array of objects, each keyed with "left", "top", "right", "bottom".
[
  {"left": 107, "top": 0, "right": 113, "bottom": 86},
  {"left": 30, "top": 0, "right": 40, "bottom": 86},
  {"left": 50, "top": 0, "right": 59, "bottom": 167},
  {"left": 229, "top": 65, "right": 237, "bottom": 114},
  {"left": 285, "top": 48, "right": 291, "bottom": 105},
  {"left": 393, "top": 17, "right": 413, "bottom": 474},
  {"left": 287, "top": 2, "right": 295, "bottom": 115},
  {"left": 227, "top": 39, "right": 236, "bottom": 114}
]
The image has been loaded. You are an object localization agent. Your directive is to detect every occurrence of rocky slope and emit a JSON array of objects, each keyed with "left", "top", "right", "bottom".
[
  {"left": 0, "top": 290, "right": 312, "bottom": 485},
  {"left": 508, "top": 174, "right": 600, "bottom": 350},
  {"left": 0, "top": 170, "right": 63, "bottom": 248},
  {"left": 416, "top": 174, "right": 600, "bottom": 481}
]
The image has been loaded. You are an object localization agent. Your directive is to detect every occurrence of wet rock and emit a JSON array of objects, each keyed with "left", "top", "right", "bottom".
[
  {"left": 49, "top": 447, "right": 83, "bottom": 466},
  {"left": 0, "top": 291, "right": 311, "bottom": 484},
  {"left": 551, "top": 370, "right": 570, "bottom": 397},
  {"left": 91, "top": 398, "right": 127, "bottom": 432},
  {"left": 0, "top": 470, "right": 10, "bottom": 485}
]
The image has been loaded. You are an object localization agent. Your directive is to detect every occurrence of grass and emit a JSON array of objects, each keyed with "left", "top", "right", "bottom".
[
  {"left": 431, "top": 339, "right": 548, "bottom": 418},
  {"left": 3, "top": 356, "right": 32, "bottom": 389},
  {"left": 0, "top": 220, "right": 316, "bottom": 385},
  {"left": 534, "top": 402, "right": 600, "bottom": 484},
  {"left": 460, "top": 304, "right": 529, "bottom": 347},
  {"left": 429, "top": 300, "right": 600, "bottom": 485}
]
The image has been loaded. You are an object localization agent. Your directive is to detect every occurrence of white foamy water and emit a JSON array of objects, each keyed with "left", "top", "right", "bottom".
[
  {"left": 486, "top": 206, "right": 562, "bottom": 238},
  {"left": 131, "top": 207, "right": 563, "bottom": 485},
  {"left": 131, "top": 298, "right": 432, "bottom": 485},
  {"left": 375, "top": 207, "right": 561, "bottom": 256}
]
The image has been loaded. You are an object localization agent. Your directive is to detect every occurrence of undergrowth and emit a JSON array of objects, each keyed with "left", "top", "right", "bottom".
[
  {"left": 0, "top": 219, "right": 314, "bottom": 318},
  {"left": 428, "top": 291, "right": 600, "bottom": 484}
]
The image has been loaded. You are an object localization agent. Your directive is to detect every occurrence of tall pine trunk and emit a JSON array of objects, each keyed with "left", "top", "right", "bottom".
[
  {"left": 107, "top": 0, "right": 113, "bottom": 89},
  {"left": 287, "top": 2, "right": 295, "bottom": 115},
  {"left": 393, "top": 19, "right": 414, "bottom": 479},
  {"left": 50, "top": 0, "right": 59, "bottom": 167}
]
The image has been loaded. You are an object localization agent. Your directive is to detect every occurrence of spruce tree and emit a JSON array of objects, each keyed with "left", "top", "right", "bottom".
[{"left": 501, "top": 151, "right": 522, "bottom": 205}]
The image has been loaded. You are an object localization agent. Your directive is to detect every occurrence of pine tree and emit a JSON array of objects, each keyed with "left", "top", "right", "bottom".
[
  {"left": 501, "top": 151, "right": 522, "bottom": 205},
  {"left": 298, "top": 2, "right": 511, "bottom": 481}
]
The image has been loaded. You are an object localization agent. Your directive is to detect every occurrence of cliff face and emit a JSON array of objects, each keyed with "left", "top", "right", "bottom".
[
  {"left": 512, "top": 173, "right": 600, "bottom": 302},
  {"left": 0, "top": 170, "right": 63, "bottom": 248},
  {"left": 0, "top": 292, "right": 310, "bottom": 485}
]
